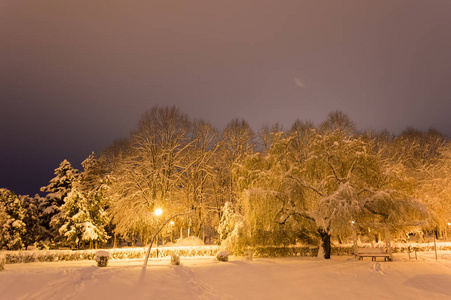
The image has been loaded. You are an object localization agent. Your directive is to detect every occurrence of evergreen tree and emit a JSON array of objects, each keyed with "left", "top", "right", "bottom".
[
  {"left": 0, "top": 189, "right": 26, "bottom": 250},
  {"left": 40, "top": 159, "right": 79, "bottom": 244},
  {"left": 85, "top": 184, "right": 110, "bottom": 247},
  {"left": 79, "top": 152, "right": 107, "bottom": 194},
  {"left": 80, "top": 152, "right": 110, "bottom": 247},
  {"left": 19, "top": 194, "right": 43, "bottom": 249},
  {"left": 58, "top": 187, "right": 108, "bottom": 249}
]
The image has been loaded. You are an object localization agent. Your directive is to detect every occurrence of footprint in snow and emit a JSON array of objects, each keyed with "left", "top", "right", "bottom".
[{"left": 372, "top": 262, "right": 386, "bottom": 275}]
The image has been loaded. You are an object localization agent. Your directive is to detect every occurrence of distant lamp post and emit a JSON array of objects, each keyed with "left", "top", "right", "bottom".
[
  {"left": 350, "top": 221, "right": 357, "bottom": 255},
  {"left": 170, "top": 221, "right": 175, "bottom": 242}
]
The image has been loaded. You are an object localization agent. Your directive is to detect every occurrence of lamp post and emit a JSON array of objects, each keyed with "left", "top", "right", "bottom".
[
  {"left": 155, "top": 208, "right": 163, "bottom": 248},
  {"left": 142, "top": 211, "right": 193, "bottom": 270},
  {"left": 351, "top": 221, "right": 358, "bottom": 256},
  {"left": 170, "top": 220, "right": 175, "bottom": 242}
]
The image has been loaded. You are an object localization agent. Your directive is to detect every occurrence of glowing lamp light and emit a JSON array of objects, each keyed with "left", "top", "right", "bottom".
[
  {"left": 448, "top": 223, "right": 451, "bottom": 226},
  {"left": 155, "top": 208, "right": 163, "bottom": 217},
  {"left": 351, "top": 221, "right": 355, "bottom": 224},
  {"left": 170, "top": 221, "right": 175, "bottom": 225}
]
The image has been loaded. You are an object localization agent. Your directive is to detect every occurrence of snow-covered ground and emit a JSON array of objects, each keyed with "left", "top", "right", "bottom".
[{"left": 1, "top": 252, "right": 451, "bottom": 300}]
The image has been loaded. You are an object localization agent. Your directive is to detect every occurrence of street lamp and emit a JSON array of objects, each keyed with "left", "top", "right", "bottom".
[
  {"left": 170, "top": 221, "right": 175, "bottom": 242},
  {"left": 155, "top": 208, "right": 163, "bottom": 248},
  {"left": 142, "top": 211, "right": 193, "bottom": 277},
  {"left": 155, "top": 208, "right": 163, "bottom": 217}
]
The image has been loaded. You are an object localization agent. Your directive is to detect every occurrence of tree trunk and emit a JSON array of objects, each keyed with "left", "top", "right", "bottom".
[{"left": 318, "top": 228, "right": 331, "bottom": 259}]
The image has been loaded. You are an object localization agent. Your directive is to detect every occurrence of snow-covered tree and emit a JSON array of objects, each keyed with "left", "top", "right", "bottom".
[
  {"left": 41, "top": 159, "right": 80, "bottom": 207},
  {"left": 57, "top": 188, "right": 108, "bottom": 249},
  {"left": 107, "top": 106, "right": 192, "bottom": 243},
  {"left": 363, "top": 190, "right": 430, "bottom": 226},
  {"left": 79, "top": 152, "right": 108, "bottom": 194},
  {"left": 19, "top": 194, "right": 44, "bottom": 249},
  {"left": 418, "top": 143, "right": 451, "bottom": 236},
  {"left": 0, "top": 189, "right": 26, "bottom": 250},
  {"left": 225, "top": 130, "right": 305, "bottom": 251},
  {"left": 40, "top": 159, "right": 79, "bottom": 243},
  {"left": 179, "top": 120, "right": 219, "bottom": 239},
  {"left": 218, "top": 119, "right": 256, "bottom": 204},
  {"left": 79, "top": 152, "right": 111, "bottom": 246},
  {"left": 277, "top": 129, "right": 372, "bottom": 258},
  {"left": 85, "top": 184, "right": 110, "bottom": 247},
  {"left": 313, "top": 183, "right": 365, "bottom": 256},
  {"left": 217, "top": 202, "right": 244, "bottom": 251}
]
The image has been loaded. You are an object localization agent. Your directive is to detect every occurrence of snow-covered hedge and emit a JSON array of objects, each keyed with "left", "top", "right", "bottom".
[
  {"left": 244, "top": 246, "right": 319, "bottom": 258},
  {"left": 3, "top": 245, "right": 220, "bottom": 264},
  {"left": 238, "top": 242, "right": 451, "bottom": 258},
  {"left": 4, "top": 242, "right": 451, "bottom": 264},
  {"left": 333, "top": 242, "right": 451, "bottom": 255}
]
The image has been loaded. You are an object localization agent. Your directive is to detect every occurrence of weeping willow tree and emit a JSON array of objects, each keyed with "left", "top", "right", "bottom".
[
  {"left": 418, "top": 143, "right": 451, "bottom": 238},
  {"left": 218, "top": 127, "right": 309, "bottom": 253}
]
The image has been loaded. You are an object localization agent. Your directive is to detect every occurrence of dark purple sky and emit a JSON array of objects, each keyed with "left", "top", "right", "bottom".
[{"left": 1, "top": 0, "right": 450, "bottom": 196}]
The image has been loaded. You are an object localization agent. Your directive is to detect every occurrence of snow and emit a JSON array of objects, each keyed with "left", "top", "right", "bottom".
[
  {"left": 164, "top": 236, "right": 205, "bottom": 247},
  {"left": 94, "top": 250, "right": 110, "bottom": 258},
  {"left": 1, "top": 252, "right": 451, "bottom": 299},
  {"left": 216, "top": 250, "right": 229, "bottom": 262}
]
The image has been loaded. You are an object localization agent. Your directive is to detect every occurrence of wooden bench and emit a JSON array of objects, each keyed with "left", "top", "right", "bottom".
[{"left": 356, "top": 248, "right": 391, "bottom": 261}]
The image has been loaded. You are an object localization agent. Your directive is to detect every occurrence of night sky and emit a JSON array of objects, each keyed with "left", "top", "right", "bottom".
[{"left": 1, "top": 0, "right": 450, "bottom": 196}]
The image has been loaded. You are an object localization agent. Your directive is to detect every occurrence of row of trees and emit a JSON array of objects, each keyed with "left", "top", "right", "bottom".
[
  {"left": 0, "top": 155, "right": 109, "bottom": 250},
  {"left": 1, "top": 106, "right": 450, "bottom": 258}
]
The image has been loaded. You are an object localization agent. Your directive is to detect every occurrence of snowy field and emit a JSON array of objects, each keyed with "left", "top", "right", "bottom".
[{"left": 1, "top": 252, "right": 451, "bottom": 300}]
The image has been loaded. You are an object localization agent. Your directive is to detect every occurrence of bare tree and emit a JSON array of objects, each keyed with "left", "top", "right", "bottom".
[
  {"left": 179, "top": 120, "right": 219, "bottom": 238},
  {"left": 218, "top": 119, "right": 256, "bottom": 206},
  {"left": 107, "top": 106, "right": 192, "bottom": 244}
]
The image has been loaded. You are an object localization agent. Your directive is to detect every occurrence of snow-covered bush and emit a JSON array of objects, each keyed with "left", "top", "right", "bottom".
[
  {"left": 95, "top": 250, "right": 110, "bottom": 267},
  {"left": 171, "top": 253, "right": 180, "bottom": 265},
  {"left": 3, "top": 245, "right": 220, "bottom": 264},
  {"left": 216, "top": 250, "right": 229, "bottom": 262}
]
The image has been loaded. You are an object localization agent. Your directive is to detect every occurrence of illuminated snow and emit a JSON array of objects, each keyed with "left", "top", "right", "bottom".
[{"left": 1, "top": 252, "right": 451, "bottom": 299}]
